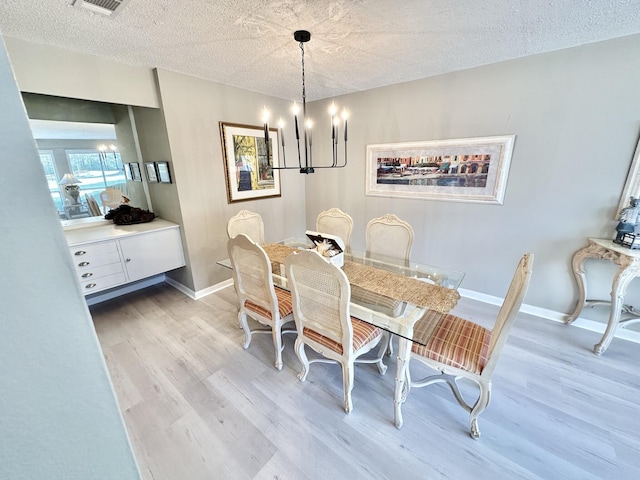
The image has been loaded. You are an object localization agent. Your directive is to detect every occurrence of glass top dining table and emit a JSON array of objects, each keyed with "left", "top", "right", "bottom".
[
  {"left": 217, "top": 237, "right": 465, "bottom": 346},
  {"left": 220, "top": 237, "right": 465, "bottom": 428}
]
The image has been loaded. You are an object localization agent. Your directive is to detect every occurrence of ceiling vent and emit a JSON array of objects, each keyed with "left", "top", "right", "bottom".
[{"left": 73, "top": 0, "right": 131, "bottom": 17}]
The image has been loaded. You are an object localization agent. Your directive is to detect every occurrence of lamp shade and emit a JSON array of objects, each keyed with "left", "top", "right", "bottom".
[{"left": 58, "top": 173, "right": 81, "bottom": 185}]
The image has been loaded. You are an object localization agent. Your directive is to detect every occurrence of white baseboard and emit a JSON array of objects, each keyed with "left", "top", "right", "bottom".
[
  {"left": 165, "top": 277, "right": 234, "bottom": 300},
  {"left": 458, "top": 288, "right": 640, "bottom": 345}
]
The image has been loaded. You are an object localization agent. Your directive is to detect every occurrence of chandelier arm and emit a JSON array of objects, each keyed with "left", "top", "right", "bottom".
[
  {"left": 280, "top": 136, "right": 286, "bottom": 167},
  {"left": 310, "top": 164, "right": 347, "bottom": 169},
  {"left": 344, "top": 141, "right": 348, "bottom": 167},
  {"left": 265, "top": 132, "right": 270, "bottom": 171},
  {"left": 296, "top": 131, "right": 303, "bottom": 169}
]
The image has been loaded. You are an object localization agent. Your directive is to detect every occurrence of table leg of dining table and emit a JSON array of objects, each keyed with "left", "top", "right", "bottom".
[{"left": 394, "top": 336, "right": 412, "bottom": 429}]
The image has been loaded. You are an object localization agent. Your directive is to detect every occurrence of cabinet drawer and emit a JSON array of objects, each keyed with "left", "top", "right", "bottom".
[
  {"left": 72, "top": 251, "right": 122, "bottom": 270},
  {"left": 73, "top": 262, "right": 124, "bottom": 282},
  {"left": 69, "top": 241, "right": 118, "bottom": 258},
  {"left": 80, "top": 272, "right": 127, "bottom": 295}
]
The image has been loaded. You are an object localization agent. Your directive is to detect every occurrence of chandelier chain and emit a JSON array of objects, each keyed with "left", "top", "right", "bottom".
[{"left": 300, "top": 41, "right": 306, "bottom": 105}]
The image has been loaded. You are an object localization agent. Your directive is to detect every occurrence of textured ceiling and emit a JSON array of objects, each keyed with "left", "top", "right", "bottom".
[{"left": 1, "top": 1, "right": 640, "bottom": 101}]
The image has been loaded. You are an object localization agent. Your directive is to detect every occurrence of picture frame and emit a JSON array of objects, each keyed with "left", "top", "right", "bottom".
[
  {"left": 156, "top": 161, "right": 172, "bottom": 184},
  {"left": 145, "top": 162, "right": 159, "bottom": 183},
  {"left": 616, "top": 134, "right": 640, "bottom": 217},
  {"left": 219, "top": 121, "right": 281, "bottom": 203},
  {"left": 365, "top": 135, "right": 516, "bottom": 204},
  {"left": 129, "top": 162, "right": 142, "bottom": 182},
  {"left": 124, "top": 163, "right": 132, "bottom": 181}
]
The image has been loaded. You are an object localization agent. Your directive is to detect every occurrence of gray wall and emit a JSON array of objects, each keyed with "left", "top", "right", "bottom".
[
  {"left": 5, "top": 36, "right": 159, "bottom": 108},
  {"left": 6, "top": 33, "right": 640, "bottom": 321},
  {"left": 131, "top": 104, "right": 189, "bottom": 286},
  {"left": 154, "top": 68, "right": 307, "bottom": 292},
  {"left": 0, "top": 35, "right": 139, "bottom": 480},
  {"left": 305, "top": 33, "right": 640, "bottom": 318}
]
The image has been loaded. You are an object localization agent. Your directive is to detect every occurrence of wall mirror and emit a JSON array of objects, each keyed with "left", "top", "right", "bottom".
[
  {"left": 22, "top": 93, "right": 150, "bottom": 227},
  {"left": 617, "top": 134, "right": 640, "bottom": 217}
]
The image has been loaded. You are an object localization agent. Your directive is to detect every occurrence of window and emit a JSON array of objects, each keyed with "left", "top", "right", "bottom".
[
  {"left": 67, "top": 149, "right": 125, "bottom": 204},
  {"left": 39, "top": 150, "right": 64, "bottom": 213}
]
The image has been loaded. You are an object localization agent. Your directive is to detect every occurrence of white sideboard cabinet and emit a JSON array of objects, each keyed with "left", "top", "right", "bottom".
[{"left": 65, "top": 219, "right": 185, "bottom": 296}]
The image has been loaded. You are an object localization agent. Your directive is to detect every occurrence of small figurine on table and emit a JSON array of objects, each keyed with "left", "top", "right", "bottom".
[{"left": 614, "top": 196, "right": 640, "bottom": 244}]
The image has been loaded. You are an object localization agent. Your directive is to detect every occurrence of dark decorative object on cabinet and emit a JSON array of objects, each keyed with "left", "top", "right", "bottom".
[{"left": 105, "top": 205, "right": 156, "bottom": 225}]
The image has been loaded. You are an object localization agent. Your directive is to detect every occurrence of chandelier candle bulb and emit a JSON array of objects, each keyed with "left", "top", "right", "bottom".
[
  {"left": 330, "top": 102, "right": 337, "bottom": 140},
  {"left": 262, "top": 106, "right": 269, "bottom": 141},
  {"left": 342, "top": 109, "right": 348, "bottom": 142},
  {"left": 278, "top": 119, "right": 285, "bottom": 147},
  {"left": 110, "top": 145, "right": 118, "bottom": 162},
  {"left": 293, "top": 102, "right": 300, "bottom": 140}
]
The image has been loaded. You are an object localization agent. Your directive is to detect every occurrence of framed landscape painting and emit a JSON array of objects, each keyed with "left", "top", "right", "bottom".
[
  {"left": 365, "top": 135, "right": 516, "bottom": 204},
  {"left": 220, "top": 121, "right": 281, "bottom": 203}
]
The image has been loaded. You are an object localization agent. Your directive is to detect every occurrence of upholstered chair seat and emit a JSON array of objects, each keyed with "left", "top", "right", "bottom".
[
  {"left": 302, "top": 317, "right": 382, "bottom": 355},
  {"left": 410, "top": 312, "right": 491, "bottom": 375}
]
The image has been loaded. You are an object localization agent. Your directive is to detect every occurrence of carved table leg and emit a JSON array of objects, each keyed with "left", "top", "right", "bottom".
[
  {"left": 594, "top": 256, "right": 640, "bottom": 355},
  {"left": 394, "top": 336, "right": 411, "bottom": 429},
  {"left": 565, "top": 243, "right": 600, "bottom": 324}
]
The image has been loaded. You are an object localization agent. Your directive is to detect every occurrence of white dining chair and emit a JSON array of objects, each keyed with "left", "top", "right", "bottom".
[
  {"left": 316, "top": 208, "right": 353, "bottom": 252},
  {"left": 227, "top": 234, "right": 294, "bottom": 370},
  {"left": 353, "top": 213, "right": 415, "bottom": 322},
  {"left": 365, "top": 213, "right": 414, "bottom": 263},
  {"left": 227, "top": 210, "right": 265, "bottom": 245},
  {"left": 399, "top": 253, "right": 534, "bottom": 439},
  {"left": 285, "top": 249, "right": 387, "bottom": 413},
  {"left": 99, "top": 188, "right": 125, "bottom": 214}
]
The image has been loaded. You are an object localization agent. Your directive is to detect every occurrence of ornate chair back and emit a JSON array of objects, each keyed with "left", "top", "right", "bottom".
[
  {"left": 365, "top": 214, "right": 414, "bottom": 262},
  {"left": 227, "top": 210, "right": 265, "bottom": 245},
  {"left": 316, "top": 208, "right": 354, "bottom": 252},
  {"left": 227, "top": 234, "right": 293, "bottom": 370}
]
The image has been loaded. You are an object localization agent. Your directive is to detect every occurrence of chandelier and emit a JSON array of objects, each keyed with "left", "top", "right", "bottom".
[{"left": 262, "top": 30, "right": 348, "bottom": 174}]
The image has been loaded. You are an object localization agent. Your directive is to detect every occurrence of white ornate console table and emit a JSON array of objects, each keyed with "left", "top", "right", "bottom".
[{"left": 565, "top": 238, "right": 640, "bottom": 355}]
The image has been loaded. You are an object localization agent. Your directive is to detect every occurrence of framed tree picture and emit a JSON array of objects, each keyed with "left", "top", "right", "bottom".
[{"left": 219, "top": 121, "right": 281, "bottom": 203}]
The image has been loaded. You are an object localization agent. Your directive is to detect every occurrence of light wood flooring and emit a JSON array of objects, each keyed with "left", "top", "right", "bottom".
[{"left": 90, "top": 283, "right": 640, "bottom": 480}]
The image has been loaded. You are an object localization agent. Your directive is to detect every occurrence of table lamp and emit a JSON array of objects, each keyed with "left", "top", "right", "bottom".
[{"left": 58, "top": 173, "right": 82, "bottom": 205}]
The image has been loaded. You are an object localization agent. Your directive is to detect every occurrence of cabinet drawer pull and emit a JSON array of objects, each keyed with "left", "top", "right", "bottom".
[
  {"left": 84, "top": 283, "right": 97, "bottom": 289},
  {"left": 81, "top": 273, "right": 93, "bottom": 278},
  {"left": 78, "top": 261, "right": 90, "bottom": 267},
  {"left": 74, "top": 250, "right": 87, "bottom": 256}
]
